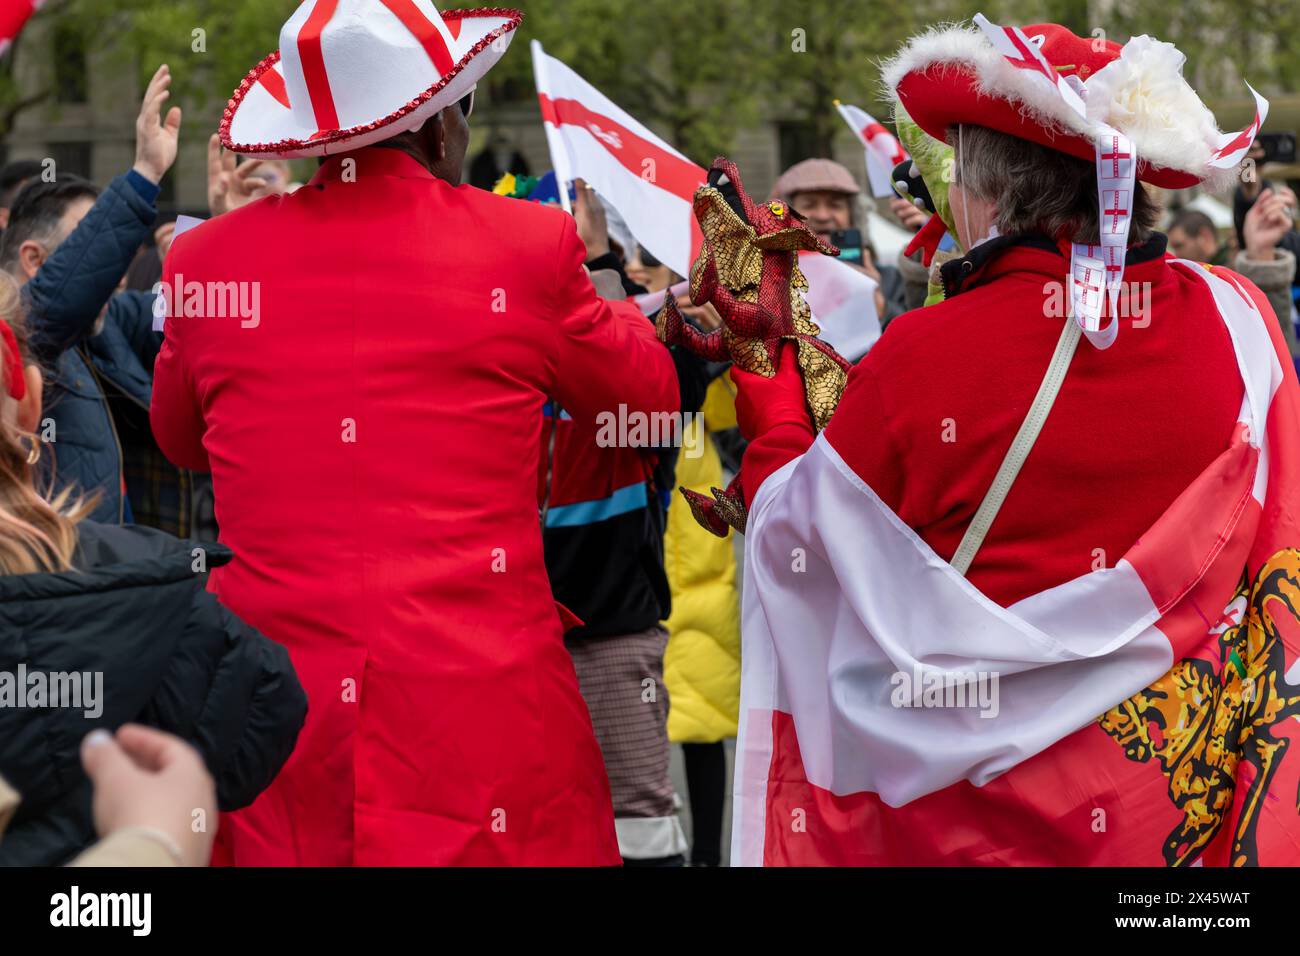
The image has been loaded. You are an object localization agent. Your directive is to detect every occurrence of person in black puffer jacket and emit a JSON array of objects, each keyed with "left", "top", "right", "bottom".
[{"left": 0, "top": 276, "right": 307, "bottom": 866}]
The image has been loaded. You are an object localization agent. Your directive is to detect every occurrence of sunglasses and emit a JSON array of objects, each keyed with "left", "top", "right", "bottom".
[{"left": 458, "top": 87, "right": 475, "bottom": 120}]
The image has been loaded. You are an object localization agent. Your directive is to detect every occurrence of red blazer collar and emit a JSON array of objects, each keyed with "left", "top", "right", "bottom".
[{"left": 311, "top": 147, "right": 438, "bottom": 186}]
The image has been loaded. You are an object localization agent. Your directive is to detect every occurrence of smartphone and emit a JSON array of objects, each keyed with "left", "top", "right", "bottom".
[
  {"left": 829, "top": 228, "right": 864, "bottom": 266},
  {"left": 1257, "top": 132, "right": 1297, "bottom": 166}
]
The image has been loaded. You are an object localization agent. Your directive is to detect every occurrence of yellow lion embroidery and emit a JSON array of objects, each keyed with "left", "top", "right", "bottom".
[{"left": 1098, "top": 548, "right": 1300, "bottom": 865}]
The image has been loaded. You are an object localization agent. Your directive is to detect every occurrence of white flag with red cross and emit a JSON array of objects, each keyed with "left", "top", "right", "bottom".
[
  {"left": 531, "top": 40, "right": 704, "bottom": 277},
  {"left": 533, "top": 42, "right": 880, "bottom": 359},
  {"left": 834, "top": 101, "right": 909, "bottom": 199}
]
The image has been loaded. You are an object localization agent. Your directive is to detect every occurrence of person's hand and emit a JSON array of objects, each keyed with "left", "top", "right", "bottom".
[
  {"left": 207, "top": 134, "right": 271, "bottom": 217},
  {"left": 133, "top": 65, "right": 183, "bottom": 186},
  {"left": 675, "top": 294, "right": 723, "bottom": 331},
  {"left": 81, "top": 724, "right": 217, "bottom": 867},
  {"left": 1244, "top": 186, "right": 1298, "bottom": 262},
  {"left": 857, "top": 246, "right": 883, "bottom": 284},
  {"left": 573, "top": 178, "right": 610, "bottom": 260},
  {"left": 890, "top": 196, "right": 928, "bottom": 232},
  {"left": 589, "top": 268, "right": 626, "bottom": 301},
  {"left": 154, "top": 221, "right": 176, "bottom": 260}
]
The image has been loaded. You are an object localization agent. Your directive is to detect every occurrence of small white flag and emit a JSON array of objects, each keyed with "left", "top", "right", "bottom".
[{"left": 834, "top": 101, "right": 909, "bottom": 199}]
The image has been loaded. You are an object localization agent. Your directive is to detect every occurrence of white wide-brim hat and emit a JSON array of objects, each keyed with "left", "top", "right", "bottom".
[{"left": 221, "top": 0, "right": 522, "bottom": 159}]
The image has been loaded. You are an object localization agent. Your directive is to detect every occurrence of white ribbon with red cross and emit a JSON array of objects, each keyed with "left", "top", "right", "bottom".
[
  {"left": 971, "top": 13, "right": 1267, "bottom": 350},
  {"left": 1069, "top": 125, "right": 1135, "bottom": 348}
]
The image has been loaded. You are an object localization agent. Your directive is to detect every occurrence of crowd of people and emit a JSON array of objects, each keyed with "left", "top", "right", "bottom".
[{"left": 1, "top": 2, "right": 1299, "bottom": 869}]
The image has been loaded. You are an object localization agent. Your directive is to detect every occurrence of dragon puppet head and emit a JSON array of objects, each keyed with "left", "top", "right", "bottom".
[
  {"left": 695, "top": 157, "right": 839, "bottom": 257},
  {"left": 660, "top": 156, "right": 854, "bottom": 538}
]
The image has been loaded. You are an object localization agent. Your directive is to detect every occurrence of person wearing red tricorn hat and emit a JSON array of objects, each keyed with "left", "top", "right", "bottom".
[
  {"left": 151, "top": 0, "right": 680, "bottom": 866},
  {"left": 720, "top": 14, "right": 1300, "bottom": 865}
]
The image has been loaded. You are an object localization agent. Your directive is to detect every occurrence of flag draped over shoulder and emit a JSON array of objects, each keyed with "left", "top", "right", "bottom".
[{"left": 733, "top": 260, "right": 1300, "bottom": 866}]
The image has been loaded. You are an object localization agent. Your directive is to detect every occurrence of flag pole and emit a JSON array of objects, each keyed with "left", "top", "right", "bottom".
[{"left": 530, "top": 40, "right": 574, "bottom": 214}]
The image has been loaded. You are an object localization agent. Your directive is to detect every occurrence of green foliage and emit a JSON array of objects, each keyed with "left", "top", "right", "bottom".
[
  {"left": 499, "top": 0, "right": 768, "bottom": 162},
  {"left": 1105, "top": 0, "right": 1300, "bottom": 100},
  {"left": 3, "top": 0, "right": 1294, "bottom": 156},
  {"left": 60, "top": 0, "right": 297, "bottom": 106},
  {"left": 503, "top": 0, "right": 953, "bottom": 160}
]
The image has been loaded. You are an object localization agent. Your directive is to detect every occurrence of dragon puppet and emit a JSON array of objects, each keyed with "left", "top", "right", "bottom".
[{"left": 656, "top": 157, "right": 851, "bottom": 536}]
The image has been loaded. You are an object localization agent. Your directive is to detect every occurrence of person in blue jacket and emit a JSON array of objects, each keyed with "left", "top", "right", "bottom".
[{"left": 0, "top": 65, "right": 180, "bottom": 526}]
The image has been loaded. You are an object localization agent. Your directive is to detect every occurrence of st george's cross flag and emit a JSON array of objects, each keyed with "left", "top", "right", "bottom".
[
  {"left": 534, "top": 43, "right": 881, "bottom": 358},
  {"left": 531, "top": 40, "right": 704, "bottom": 276},
  {"left": 834, "top": 101, "right": 909, "bottom": 199},
  {"left": 733, "top": 260, "right": 1300, "bottom": 866},
  {"left": 0, "top": 0, "right": 42, "bottom": 57}
]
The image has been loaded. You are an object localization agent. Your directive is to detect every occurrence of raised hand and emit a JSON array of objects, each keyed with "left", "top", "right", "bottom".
[
  {"left": 572, "top": 178, "right": 610, "bottom": 260},
  {"left": 1244, "top": 187, "right": 1298, "bottom": 261},
  {"left": 207, "top": 134, "right": 272, "bottom": 217},
  {"left": 134, "top": 64, "right": 183, "bottom": 186},
  {"left": 890, "top": 195, "right": 928, "bottom": 232}
]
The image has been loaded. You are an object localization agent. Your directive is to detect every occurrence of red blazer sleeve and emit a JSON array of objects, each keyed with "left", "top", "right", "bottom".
[
  {"left": 546, "top": 217, "right": 678, "bottom": 429},
  {"left": 150, "top": 243, "right": 211, "bottom": 472}
]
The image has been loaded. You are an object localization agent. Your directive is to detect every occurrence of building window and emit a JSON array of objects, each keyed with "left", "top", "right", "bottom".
[
  {"left": 53, "top": 23, "right": 88, "bottom": 104},
  {"left": 778, "top": 121, "right": 819, "bottom": 173},
  {"left": 49, "top": 142, "right": 92, "bottom": 180}
]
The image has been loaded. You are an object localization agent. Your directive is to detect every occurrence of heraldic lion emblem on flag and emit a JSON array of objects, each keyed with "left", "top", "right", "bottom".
[{"left": 1098, "top": 549, "right": 1300, "bottom": 866}]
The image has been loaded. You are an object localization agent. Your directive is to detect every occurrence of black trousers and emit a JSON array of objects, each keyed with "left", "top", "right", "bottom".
[{"left": 683, "top": 741, "right": 727, "bottom": 866}]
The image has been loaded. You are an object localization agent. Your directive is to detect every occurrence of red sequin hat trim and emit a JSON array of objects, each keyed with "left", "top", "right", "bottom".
[{"left": 219, "top": 8, "right": 522, "bottom": 159}]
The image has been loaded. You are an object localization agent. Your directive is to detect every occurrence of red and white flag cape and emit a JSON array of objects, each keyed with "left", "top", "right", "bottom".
[
  {"left": 834, "top": 101, "right": 908, "bottom": 199},
  {"left": 734, "top": 261, "right": 1300, "bottom": 866},
  {"left": 0, "top": 0, "right": 41, "bottom": 57}
]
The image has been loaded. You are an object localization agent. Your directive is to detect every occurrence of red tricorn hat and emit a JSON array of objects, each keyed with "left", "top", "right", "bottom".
[{"left": 882, "top": 15, "right": 1267, "bottom": 191}]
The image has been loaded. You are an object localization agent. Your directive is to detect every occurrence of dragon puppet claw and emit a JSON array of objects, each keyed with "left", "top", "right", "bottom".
[{"left": 680, "top": 479, "right": 748, "bottom": 537}]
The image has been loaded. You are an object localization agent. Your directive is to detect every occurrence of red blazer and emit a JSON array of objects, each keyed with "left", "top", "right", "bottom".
[{"left": 152, "top": 147, "right": 678, "bottom": 865}]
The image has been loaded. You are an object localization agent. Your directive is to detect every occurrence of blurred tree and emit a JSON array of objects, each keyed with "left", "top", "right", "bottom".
[
  {"left": 501, "top": 0, "right": 770, "bottom": 163},
  {"left": 747, "top": 0, "right": 944, "bottom": 158},
  {"left": 0, "top": 0, "right": 78, "bottom": 141},
  {"left": 58, "top": 0, "right": 297, "bottom": 107},
  {"left": 1, "top": 0, "right": 1293, "bottom": 159},
  {"left": 1105, "top": 0, "right": 1300, "bottom": 98}
]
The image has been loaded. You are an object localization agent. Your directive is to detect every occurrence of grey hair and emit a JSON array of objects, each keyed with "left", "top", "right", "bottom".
[{"left": 948, "top": 124, "right": 1160, "bottom": 246}]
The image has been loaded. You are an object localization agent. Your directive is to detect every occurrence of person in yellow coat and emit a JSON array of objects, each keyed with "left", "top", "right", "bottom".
[{"left": 662, "top": 374, "right": 742, "bottom": 866}]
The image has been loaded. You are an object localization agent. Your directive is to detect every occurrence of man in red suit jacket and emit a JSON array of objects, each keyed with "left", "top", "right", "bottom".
[{"left": 151, "top": 5, "right": 677, "bottom": 865}]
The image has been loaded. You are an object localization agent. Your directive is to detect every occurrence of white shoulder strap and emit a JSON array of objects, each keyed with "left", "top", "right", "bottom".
[{"left": 950, "top": 318, "right": 1082, "bottom": 576}]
